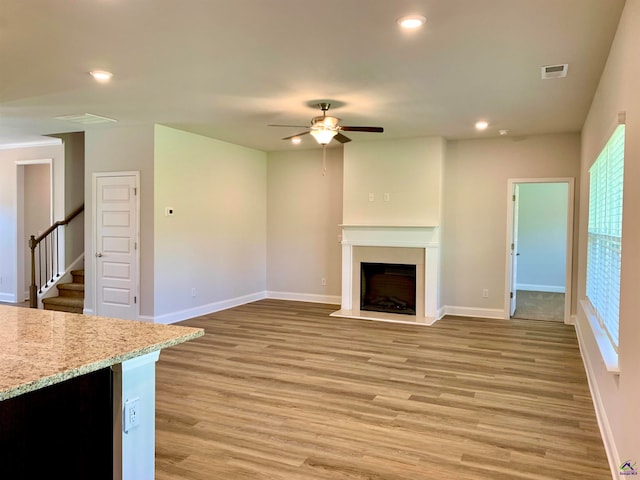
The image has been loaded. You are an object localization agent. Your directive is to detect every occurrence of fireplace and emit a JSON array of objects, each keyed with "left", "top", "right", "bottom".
[
  {"left": 360, "top": 263, "right": 416, "bottom": 315},
  {"left": 331, "top": 225, "right": 441, "bottom": 325}
]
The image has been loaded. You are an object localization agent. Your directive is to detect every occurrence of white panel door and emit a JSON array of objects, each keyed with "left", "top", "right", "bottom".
[{"left": 95, "top": 174, "right": 139, "bottom": 319}]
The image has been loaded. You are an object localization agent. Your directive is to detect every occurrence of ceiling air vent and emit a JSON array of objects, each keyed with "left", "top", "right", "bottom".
[
  {"left": 541, "top": 64, "right": 568, "bottom": 79},
  {"left": 54, "top": 113, "right": 117, "bottom": 125}
]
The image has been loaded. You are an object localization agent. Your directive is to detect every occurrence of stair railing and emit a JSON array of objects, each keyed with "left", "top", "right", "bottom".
[{"left": 29, "top": 204, "right": 84, "bottom": 308}]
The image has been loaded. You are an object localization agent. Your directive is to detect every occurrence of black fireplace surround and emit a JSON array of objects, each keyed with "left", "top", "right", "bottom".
[{"left": 360, "top": 262, "right": 417, "bottom": 315}]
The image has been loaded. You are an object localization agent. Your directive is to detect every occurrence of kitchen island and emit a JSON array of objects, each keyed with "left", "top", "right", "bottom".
[{"left": 0, "top": 305, "right": 203, "bottom": 480}]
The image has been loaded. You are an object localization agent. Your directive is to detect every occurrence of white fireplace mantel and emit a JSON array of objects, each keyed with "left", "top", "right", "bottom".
[
  {"left": 339, "top": 224, "right": 440, "bottom": 248},
  {"left": 332, "top": 225, "right": 441, "bottom": 325}
]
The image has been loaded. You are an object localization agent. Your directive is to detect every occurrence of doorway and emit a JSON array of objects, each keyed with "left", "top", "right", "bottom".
[
  {"left": 16, "top": 159, "right": 53, "bottom": 303},
  {"left": 505, "top": 178, "right": 574, "bottom": 323}
]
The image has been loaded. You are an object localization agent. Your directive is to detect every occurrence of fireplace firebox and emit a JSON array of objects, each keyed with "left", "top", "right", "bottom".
[{"left": 360, "top": 262, "right": 417, "bottom": 315}]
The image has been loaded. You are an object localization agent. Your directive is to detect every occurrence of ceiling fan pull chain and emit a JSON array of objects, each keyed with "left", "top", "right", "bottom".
[{"left": 322, "top": 145, "right": 327, "bottom": 176}]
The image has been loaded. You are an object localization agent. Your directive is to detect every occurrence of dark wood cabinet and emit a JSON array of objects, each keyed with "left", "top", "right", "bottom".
[{"left": 0, "top": 368, "right": 113, "bottom": 479}]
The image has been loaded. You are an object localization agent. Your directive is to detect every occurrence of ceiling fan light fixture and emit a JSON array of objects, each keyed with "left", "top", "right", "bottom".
[
  {"left": 310, "top": 127, "right": 338, "bottom": 145},
  {"left": 310, "top": 114, "right": 340, "bottom": 144},
  {"left": 291, "top": 137, "right": 302, "bottom": 145}
]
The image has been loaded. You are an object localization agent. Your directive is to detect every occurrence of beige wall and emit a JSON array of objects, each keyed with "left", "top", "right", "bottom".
[
  {"left": 267, "top": 147, "right": 342, "bottom": 301},
  {"left": 85, "top": 124, "right": 155, "bottom": 317},
  {"left": 154, "top": 125, "right": 267, "bottom": 321},
  {"left": 52, "top": 132, "right": 85, "bottom": 267},
  {"left": 578, "top": 0, "right": 640, "bottom": 467},
  {"left": 23, "top": 164, "right": 51, "bottom": 296},
  {"left": 0, "top": 143, "right": 64, "bottom": 303},
  {"left": 442, "top": 133, "right": 580, "bottom": 314},
  {"left": 343, "top": 137, "right": 445, "bottom": 226}
]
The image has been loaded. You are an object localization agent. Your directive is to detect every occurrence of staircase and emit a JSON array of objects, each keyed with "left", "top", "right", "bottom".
[{"left": 42, "top": 269, "right": 85, "bottom": 314}]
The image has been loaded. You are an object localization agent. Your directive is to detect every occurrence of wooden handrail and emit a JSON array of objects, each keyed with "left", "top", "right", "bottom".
[
  {"left": 30, "top": 204, "right": 85, "bottom": 247},
  {"left": 29, "top": 204, "right": 84, "bottom": 308}
]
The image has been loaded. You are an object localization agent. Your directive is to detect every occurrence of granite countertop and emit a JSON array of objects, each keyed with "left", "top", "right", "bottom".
[{"left": 0, "top": 305, "right": 204, "bottom": 401}]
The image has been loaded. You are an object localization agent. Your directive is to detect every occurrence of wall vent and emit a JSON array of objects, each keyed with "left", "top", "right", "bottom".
[
  {"left": 541, "top": 64, "right": 568, "bottom": 79},
  {"left": 54, "top": 113, "right": 117, "bottom": 124}
]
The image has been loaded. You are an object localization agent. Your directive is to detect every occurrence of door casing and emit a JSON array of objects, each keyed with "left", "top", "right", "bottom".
[
  {"left": 504, "top": 178, "right": 575, "bottom": 323},
  {"left": 16, "top": 159, "right": 53, "bottom": 304},
  {"left": 92, "top": 171, "right": 140, "bottom": 319}
]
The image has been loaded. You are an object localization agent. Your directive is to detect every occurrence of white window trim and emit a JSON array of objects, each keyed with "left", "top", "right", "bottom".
[
  {"left": 580, "top": 299, "right": 619, "bottom": 373},
  {"left": 583, "top": 112, "right": 625, "bottom": 374}
]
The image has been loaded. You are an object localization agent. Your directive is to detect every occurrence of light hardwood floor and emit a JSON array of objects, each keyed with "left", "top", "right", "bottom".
[{"left": 155, "top": 299, "right": 608, "bottom": 480}]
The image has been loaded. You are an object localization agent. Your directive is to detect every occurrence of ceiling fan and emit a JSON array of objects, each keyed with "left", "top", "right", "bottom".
[{"left": 269, "top": 103, "right": 384, "bottom": 145}]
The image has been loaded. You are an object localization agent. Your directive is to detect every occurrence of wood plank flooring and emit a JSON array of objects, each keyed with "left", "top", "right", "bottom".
[{"left": 155, "top": 299, "right": 609, "bottom": 480}]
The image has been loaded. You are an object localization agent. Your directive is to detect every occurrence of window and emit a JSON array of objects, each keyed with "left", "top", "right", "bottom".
[{"left": 586, "top": 123, "right": 625, "bottom": 350}]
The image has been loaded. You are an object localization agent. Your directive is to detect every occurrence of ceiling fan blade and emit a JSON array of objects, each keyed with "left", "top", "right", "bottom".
[
  {"left": 269, "top": 124, "right": 309, "bottom": 128},
  {"left": 334, "top": 132, "right": 351, "bottom": 143},
  {"left": 282, "top": 131, "right": 310, "bottom": 140},
  {"left": 340, "top": 126, "right": 384, "bottom": 133}
]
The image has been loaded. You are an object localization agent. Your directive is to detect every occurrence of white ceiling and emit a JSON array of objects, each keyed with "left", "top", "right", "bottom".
[{"left": 0, "top": 0, "right": 626, "bottom": 152}]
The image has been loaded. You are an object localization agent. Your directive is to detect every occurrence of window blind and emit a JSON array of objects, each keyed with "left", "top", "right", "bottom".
[{"left": 586, "top": 124, "right": 625, "bottom": 349}]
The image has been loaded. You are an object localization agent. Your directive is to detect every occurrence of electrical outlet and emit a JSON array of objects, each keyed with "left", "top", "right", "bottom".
[
  {"left": 124, "top": 397, "right": 141, "bottom": 433},
  {"left": 368, "top": 192, "right": 375, "bottom": 202},
  {"left": 384, "top": 193, "right": 390, "bottom": 202},
  {"left": 482, "top": 288, "right": 489, "bottom": 298},
  {"left": 191, "top": 288, "right": 197, "bottom": 297},
  {"left": 321, "top": 278, "right": 327, "bottom": 286}
]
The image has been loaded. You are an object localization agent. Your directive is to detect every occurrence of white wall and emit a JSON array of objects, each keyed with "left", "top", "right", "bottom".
[
  {"left": 153, "top": 125, "right": 267, "bottom": 322},
  {"left": 343, "top": 137, "right": 445, "bottom": 226},
  {"left": 516, "top": 183, "right": 568, "bottom": 292},
  {"left": 0, "top": 143, "right": 64, "bottom": 303},
  {"left": 442, "top": 134, "right": 580, "bottom": 317},
  {"left": 577, "top": 0, "right": 640, "bottom": 471},
  {"left": 267, "top": 147, "right": 343, "bottom": 303},
  {"left": 85, "top": 124, "right": 155, "bottom": 317}
]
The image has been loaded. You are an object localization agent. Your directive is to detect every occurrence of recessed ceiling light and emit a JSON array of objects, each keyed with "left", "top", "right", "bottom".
[
  {"left": 89, "top": 70, "right": 113, "bottom": 82},
  {"left": 291, "top": 137, "right": 302, "bottom": 145},
  {"left": 397, "top": 15, "right": 426, "bottom": 29},
  {"left": 499, "top": 129, "right": 509, "bottom": 136},
  {"left": 475, "top": 120, "right": 489, "bottom": 131}
]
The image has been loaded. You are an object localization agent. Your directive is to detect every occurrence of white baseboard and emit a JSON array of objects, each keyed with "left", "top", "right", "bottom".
[
  {"left": 574, "top": 319, "right": 619, "bottom": 480},
  {"left": 153, "top": 291, "right": 267, "bottom": 324},
  {"left": 441, "top": 305, "right": 505, "bottom": 320},
  {"left": 516, "top": 283, "right": 565, "bottom": 293},
  {"left": 0, "top": 292, "right": 17, "bottom": 303},
  {"left": 267, "top": 291, "right": 341, "bottom": 305},
  {"left": 86, "top": 292, "right": 341, "bottom": 325}
]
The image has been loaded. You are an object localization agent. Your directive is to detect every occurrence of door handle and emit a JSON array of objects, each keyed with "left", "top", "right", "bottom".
[{"left": 95, "top": 252, "right": 103, "bottom": 258}]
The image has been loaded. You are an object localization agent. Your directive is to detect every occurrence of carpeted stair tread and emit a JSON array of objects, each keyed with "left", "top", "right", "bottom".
[
  {"left": 41, "top": 267, "right": 85, "bottom": 313},
  {"left": 71, "top": 270, "right": 85, "bottom": 285},
  {"left": 57, "top": 282, "right": 85, "bottom": 297},
  {"left": 42, "top": 295, "right": 84, "bottom": 314}
]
